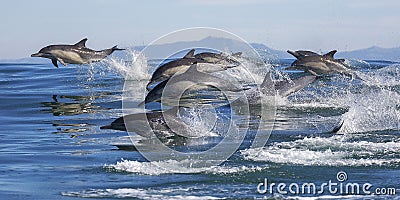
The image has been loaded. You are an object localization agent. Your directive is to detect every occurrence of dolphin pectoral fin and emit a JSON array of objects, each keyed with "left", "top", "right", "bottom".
[
  {"left": 307, "top": 70, "right": 319, "bottom": 76},
  {"left": 51, "top": 59, "right": 59, "bottom": 68},
  {"left": 57, "top": 58, "right": 67, "bottom": 66}
]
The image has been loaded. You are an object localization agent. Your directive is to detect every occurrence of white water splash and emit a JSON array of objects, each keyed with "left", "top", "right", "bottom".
[
  {"left": 177, "top": 106, "right": 220, "bottom": 137},
  {"left": 62, "top": 187, "right": 223, "bottom": 199},
  {"left": 241, "top": 135, "right": 400, "bottom": 167},
  {"left": 105, "top": 159, "right": 265, "bottom": 175},
  {"left": 105, "top": 49, "right": 151, "bottom": 81},
  {"left": 338, "top": 89, "right": 400, "bottom": 134},
  {"left": 357, "top": 64, "right": 400, "bottom": 86}
]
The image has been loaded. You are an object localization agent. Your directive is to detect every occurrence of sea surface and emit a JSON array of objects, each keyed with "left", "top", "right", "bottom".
[{"left": 0, "top": 51, "right": 399, "bottom": 199}]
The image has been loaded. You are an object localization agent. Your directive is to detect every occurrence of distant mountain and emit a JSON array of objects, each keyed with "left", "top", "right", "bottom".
[
  {"left": 131, "top": 36, "right": 268, "bottom": 59},
  {"left": 249, "top": 43, "right": 288, "bottom": 60},
  {"left": 131, "top": 37, "right": 400, "bottom": 62},
  {"left": 336, "top": 46, "right": 400, "bottom": 62}
]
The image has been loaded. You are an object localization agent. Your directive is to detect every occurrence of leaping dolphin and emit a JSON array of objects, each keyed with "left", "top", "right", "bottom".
[
  {"left": 141, "top": 62, "right": 245, "bottom": 107},
  {"left": 100, "top": 107, "right": 179, "bottom": 138},
  {"left": 286, "top": 50, "right": 356, "bottom": 78},
  {"left": 31, "top": 38, "right": 124, "bottom": 68},
  {"left": 101, "top": 107, "right": 214, "bottom": 138},
  {"left": 146, "top": 49, "right": 239, "bottom": 90},
  {"left": 260, "top": 72, "right": 317, "bottom": 97},
  {"left": 194, "top": 51, "right": 241, "bottom": 65}
]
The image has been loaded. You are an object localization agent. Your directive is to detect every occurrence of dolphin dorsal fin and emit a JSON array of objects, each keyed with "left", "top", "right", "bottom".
[
  {"left": 183, "top": 49, "right": 195, "bottom": 58},
  {"left": 260, "top": 72, "right": 276, "bottom": 95},
  {"left": 324, "top": 50, "right": 337, "bottom": 58},
  {"left": 287, "top": 50, "right": 302, "bottom": 59},
  {"left": 75, "top": 38, "right": 88, "bottom": 47},
  {"left": 187, "top": 62, "right": 199, "bottom": 73}
]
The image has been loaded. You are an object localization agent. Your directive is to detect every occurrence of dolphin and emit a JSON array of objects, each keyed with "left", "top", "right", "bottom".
[
  {"left": 146, "top": 49, "right": 239, "bottom": 90},
  {"left": 286, "top": 50, "right": 355, "bottom": 77},
  {"left": 31, "top": 38, "right": 124, "bottom": 68},
  {"left": 101, "top": 107, "right": 213, "bottom": 138},
  {"left": 260, "top": 72, "right": 317, "bottom": 97},
  {"left": 141, "top": 63, "right": 245, "bottom": 107},
  {"left": 231, "top": 71, "right": 317, "bottom": 106},
  {"left": 194, "top": 51, "right": 241, "bottom": 65},
  {"left": 100, "top": 107, "right": 181, "bottom": 138}
]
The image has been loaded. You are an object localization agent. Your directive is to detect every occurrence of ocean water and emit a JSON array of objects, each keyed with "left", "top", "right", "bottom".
[{"left": 0, "top": 51, "right": 399, "bottom": 199}]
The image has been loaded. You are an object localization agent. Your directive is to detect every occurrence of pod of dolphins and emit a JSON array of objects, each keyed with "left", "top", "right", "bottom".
[{"left": 32, "top": 39, "right": 358, "bottom": 139}]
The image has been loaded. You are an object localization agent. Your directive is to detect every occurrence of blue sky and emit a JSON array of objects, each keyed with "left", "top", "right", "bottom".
[{"left": 1, "top": 0, "right": 399, "bottom": 59}]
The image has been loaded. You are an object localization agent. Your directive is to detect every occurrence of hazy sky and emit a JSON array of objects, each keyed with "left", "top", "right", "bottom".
[{"left": 1, "top": 0, "right": 399, "bottom": 59}]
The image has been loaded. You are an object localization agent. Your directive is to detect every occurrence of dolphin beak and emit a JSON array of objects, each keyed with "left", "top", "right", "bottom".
[{"left": 31, "top": 53, "right": 42, "bottom": 57}]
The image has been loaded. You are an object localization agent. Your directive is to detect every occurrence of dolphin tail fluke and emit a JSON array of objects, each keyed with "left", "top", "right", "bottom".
[
  {"left": 111, "top": 45, "right": 125, "bottom": 51},
  {"left": 102, "top": 45, "right": 125, "bottom": 56}
]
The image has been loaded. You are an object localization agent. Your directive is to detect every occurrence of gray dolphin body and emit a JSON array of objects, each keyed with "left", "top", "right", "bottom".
[
  {"left": 194, "top": 51, "right": 241, "bottom": 65},
  {"left": 142, "top": 63, "right": 244, "bottom": 106},
  {"left": 101, "top": 107, "right": 213, "bottom": 138},
  {"left": 287, "top": 50, "right": 354, "bottom": 77},
  {"left": 232, "top": 72, "right": 317, "bottom": 105},
  {"left": 260, "top": 72, "right": 317, "bottom": 97},
  {"left": 31, "top": 38, "right": 124, "bottom": 68},
  {"left": 100, "top": 110, "right": 171, "bottom": 137},
  {"left": 100, "top": 107, "right": 189, "bottom": 138},
  {"left": 147, "top": 49, "right": 239, "bottom": 90}
]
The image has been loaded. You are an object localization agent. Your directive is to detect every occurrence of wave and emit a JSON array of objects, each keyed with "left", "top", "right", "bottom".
[
  {"left": 241, "top": 134, "right": 400, "bottom": 167},
  {"left": 356, "top": 64, "right": 400, "bottom": 87},
  {"left": 338, "top": 89, "right": 400, "bottom": 134},
  {"left": 62, "top": 187, "right": 222, "bottom": 199},
  {"left": 105, "top": 159, "right": 266, "bottom": 175}
]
